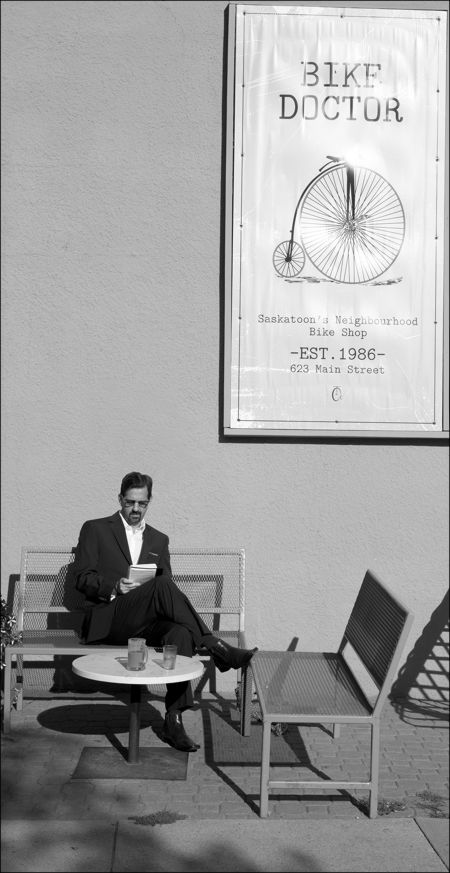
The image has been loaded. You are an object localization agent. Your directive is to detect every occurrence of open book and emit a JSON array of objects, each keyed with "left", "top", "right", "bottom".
[{"left": 127, "top": 563, "right": 157, "bottom": 585}]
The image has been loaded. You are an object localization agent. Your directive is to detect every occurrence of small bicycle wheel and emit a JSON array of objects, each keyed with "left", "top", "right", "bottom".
[
  {"left": 300, "top": 166, "right": 405, "bottom": 283},
  {"left": 273, "top": 240, "right": 305, "bottom": 278}
]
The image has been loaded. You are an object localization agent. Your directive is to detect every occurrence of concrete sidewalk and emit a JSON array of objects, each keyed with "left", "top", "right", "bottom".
[
  {"left": 2, "top": 692, "right": 448, "bottom": 871},
  {"left": 2, "top": 817, "right": 449, "bottom": 872}
]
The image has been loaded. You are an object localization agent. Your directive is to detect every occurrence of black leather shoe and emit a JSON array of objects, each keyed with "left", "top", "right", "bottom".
[
  {"left": 162, "top": 712, "right": 200, "bottom": 752},
  {"left": 209, "top": 639, "right": 258, "bottom": 673}
]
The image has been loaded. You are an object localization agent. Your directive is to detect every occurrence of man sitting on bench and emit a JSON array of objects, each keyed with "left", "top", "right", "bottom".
[{"left": 73, "top": 471, "right": 257, "bottom": 753}]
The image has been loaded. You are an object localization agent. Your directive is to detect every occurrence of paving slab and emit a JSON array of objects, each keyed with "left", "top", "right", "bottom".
[
  {"left": 416, "top": 818, "right": 450, "bottom": 870},
  {"left": 1, "top": 820, "right": 116, "bottom": 872},
  {"left": 113, "top": 818, "right": 448, "bottom": 872}
]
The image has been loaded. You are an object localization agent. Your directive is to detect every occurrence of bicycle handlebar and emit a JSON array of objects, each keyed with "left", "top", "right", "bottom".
[{"left": 319, "top": 155, "right": 344, "bottom": 171}]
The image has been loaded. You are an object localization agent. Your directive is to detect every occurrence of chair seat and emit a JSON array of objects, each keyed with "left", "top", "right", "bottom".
[{"left": 251, "top": 651, "right": 372, "bottom": 718}]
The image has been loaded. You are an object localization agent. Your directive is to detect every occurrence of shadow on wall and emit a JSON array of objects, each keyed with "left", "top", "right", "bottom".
[
  {"left": 5, "top": 557, "right": 102, "bottom": 697},
  {"left": 390, "top": 591, "right": 449, "bottom": 724}
]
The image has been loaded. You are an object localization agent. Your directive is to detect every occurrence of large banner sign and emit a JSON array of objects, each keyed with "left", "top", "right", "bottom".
[{"left": 224, "top": 4, "right": 448, "bottom": 437}]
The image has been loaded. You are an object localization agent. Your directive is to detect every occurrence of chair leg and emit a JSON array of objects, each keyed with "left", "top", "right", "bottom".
[
  {"left": 240, "top": 664, "right": 252, "bottom": 736},
  {"left": 332, "top": 723, "right": 340, "bottom": 738},
  {"left": 259, "top": 720, "right": 272, "bottom": 817},
  {"left": 369, "top": 720, "right": 380, "bottom": 818}
]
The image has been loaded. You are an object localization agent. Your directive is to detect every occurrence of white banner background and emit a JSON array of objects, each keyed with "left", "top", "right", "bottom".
[{"left": 228, "top": 5, "right": 447, "bottom": 433}]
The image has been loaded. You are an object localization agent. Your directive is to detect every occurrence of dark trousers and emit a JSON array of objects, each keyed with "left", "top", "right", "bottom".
[{"left": 100, "top": 575, "right": 216, "bottom": 712}]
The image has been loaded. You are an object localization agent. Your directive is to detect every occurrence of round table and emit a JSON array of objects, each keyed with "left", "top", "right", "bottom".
[{"left": 72, "top": 650, "right": 204, "bottom": 765}]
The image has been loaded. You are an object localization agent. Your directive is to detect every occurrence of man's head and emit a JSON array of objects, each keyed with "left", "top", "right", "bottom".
[{"left": 118, "top": 471, "right": 153, "bottom": 527}]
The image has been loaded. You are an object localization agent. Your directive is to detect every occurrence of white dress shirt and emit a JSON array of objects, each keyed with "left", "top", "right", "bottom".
[{"left": 120, "top": 513, "right": 146, "bottom": 565}]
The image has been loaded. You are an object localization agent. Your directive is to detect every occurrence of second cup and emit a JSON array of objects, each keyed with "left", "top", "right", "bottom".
[{"left": 162, "top": 644, "right": 177, "bottom": 670}]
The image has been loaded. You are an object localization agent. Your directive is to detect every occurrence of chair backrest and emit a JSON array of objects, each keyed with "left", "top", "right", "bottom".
[
  {"left": 343, "top": 569, "right": 413, "bottom": 701},
  {"left": 15, "top": 546, "right": 245, "bottom": 635}
]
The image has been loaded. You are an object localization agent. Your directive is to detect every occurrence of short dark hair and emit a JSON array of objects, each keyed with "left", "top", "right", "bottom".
[{"left": 120, "top": 472, "right": 153, "bottom": 500}]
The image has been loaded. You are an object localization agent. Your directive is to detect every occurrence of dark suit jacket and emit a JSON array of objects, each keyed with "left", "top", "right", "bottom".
[{"left": 73, "top": 511, "right": 172, "bottom": 642}]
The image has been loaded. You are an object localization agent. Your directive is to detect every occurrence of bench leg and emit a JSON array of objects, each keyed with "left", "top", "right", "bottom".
[
  {"left": 14, "top": 654, "right": 24, "bottom": 711},
  {"left": 3, "top": 650, "right": 13, "bottom": 733},
  {"left": 239, "top": 664, "right": 252, "bottom": 736},
  {"left": 369, "top": 721, "right": 380, "bottom": 818},
  {"left": 259, "top": 719, "right": 272, "bottom": 817},
  {"left": 193, "top": 656, "right": 213, "bottom": 698},
  {"left": 208, "top": 658, "right": 217, "bottom": 695}
]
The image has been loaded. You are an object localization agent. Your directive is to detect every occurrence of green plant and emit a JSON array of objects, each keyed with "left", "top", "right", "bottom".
[
  {"left": 1, "top": 597, "right": 22, "bottom": 715},
  {"left": 377, "top": 798, "right": 407, "bottom": 815},
  {"left": 416, "top": 790, "right": 448, "bottom": 818},
  {"left": 1, "top": 598, "right": 22, "bottom": 669},
  {"left": 128, "top": 809, "right": 187, "bottom": 826},
  {"left": 357, "top": 796, "right": 407, "bottom": 816}
]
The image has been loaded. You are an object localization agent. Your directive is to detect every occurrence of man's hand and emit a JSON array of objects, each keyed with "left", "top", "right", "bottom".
[{"left": 117, "top": 578, "right": 140, "bottom": 595}]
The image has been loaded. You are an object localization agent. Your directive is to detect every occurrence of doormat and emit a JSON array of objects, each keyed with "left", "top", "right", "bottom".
[{"left": 71, "top": 746, "right": 188, "bottom": 780}]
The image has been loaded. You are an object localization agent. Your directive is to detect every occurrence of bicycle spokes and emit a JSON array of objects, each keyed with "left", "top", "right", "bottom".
[
  {"left": 273, "top": 240, "right": 305, "bottom": 278},
  {"left": 273, "top": 162, "right": 405, "bottom": 283}
]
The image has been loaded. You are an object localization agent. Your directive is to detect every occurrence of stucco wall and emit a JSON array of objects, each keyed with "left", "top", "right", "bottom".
[{"left": 2, "top": 0, "right": 448, "bottom": 698}]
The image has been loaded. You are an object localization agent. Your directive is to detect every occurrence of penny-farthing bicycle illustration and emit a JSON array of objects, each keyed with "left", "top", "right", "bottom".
[{"left": 273, "top": 156, "right": 405, "bottom": 283}]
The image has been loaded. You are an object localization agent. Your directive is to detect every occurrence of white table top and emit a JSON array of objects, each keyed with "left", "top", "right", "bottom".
[{"left": 72, "top": 650, "right": 204, "bottom": 685}]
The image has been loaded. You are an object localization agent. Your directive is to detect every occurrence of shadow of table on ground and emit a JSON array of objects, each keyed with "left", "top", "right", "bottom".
[{"left": 37, "top": 697, "right": 167, "bottom": 759}]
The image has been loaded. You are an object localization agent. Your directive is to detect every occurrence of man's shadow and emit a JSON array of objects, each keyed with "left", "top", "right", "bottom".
[
  {"left": 45, "top": 557, "right": 95, "bottom": 694},
  {"left": 4, "top": 560, "right": 95, "bottom": 698},
  {"left": 10, "top": 555, "right": 116, "bottom": 698}
]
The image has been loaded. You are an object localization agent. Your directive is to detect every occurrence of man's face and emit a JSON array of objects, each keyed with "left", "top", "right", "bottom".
[{"left": 119, "top": 487, "right": 150, "bottom": 527}]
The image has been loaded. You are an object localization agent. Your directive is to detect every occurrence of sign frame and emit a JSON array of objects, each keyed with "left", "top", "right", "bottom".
[{"left": 223, "top": 2, "right": 449, "bottom": 439}]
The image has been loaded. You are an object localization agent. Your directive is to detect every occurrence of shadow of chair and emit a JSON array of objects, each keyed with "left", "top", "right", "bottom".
[
  {"left": 199, "top": 695, "right": 370, "bottom": 819},
  {"left": 389, "top": 590, "right": 449, "bottom": 724}
]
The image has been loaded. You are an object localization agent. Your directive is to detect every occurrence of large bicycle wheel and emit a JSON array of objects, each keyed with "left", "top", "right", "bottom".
[
  {"left": 300, "top": 166, "right": 405, "bottom": 283},
  {"left": 273, "top": 240, "right": 305, "bottom": 278}
]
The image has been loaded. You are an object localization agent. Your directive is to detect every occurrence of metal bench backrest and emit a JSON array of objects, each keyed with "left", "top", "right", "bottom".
[
  {"left": 15, "top": 547, "right": 245, "bottom": 636},
  {"left": 343, "top": 570, "right": 409, "bottom": 690}
]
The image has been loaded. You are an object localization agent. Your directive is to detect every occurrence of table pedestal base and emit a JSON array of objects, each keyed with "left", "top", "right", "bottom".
[{"left": 72, "top": 746, "right": 189, "bottom": 780}]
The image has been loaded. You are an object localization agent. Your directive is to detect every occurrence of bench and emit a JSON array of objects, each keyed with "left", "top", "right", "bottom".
[
  {"left": 239, "top": 569, "right": 413, "bottom": 818},
  {"left": 2, "top": 546, "right": 246, "bottom": 733}
]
